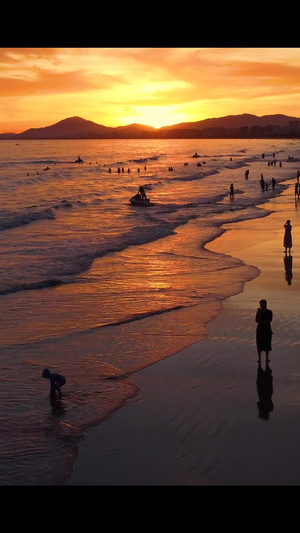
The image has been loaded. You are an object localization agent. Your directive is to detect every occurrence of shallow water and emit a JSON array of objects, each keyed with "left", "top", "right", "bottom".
[{"left": 1, "top": 137, "right": 299, "bottom": 485}]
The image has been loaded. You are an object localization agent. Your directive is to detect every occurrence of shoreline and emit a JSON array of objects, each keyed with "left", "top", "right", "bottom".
[{"left": 66, "top": 180, "right": 300, "bottom": 485}]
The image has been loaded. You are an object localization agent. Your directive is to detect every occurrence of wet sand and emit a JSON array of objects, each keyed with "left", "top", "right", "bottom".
[{"left": 66, "top": 182, "right": 300, "bottom": 485}]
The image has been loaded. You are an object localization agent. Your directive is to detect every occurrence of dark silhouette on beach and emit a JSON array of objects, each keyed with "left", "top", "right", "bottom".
[
  {"left": 255, "top": 299, "right": 273, "bottom": 363},
  {"left": 256, "top": 360, "right": 274, "bottom": 421},
  {"left": 260, "top": 174, "right": 265, "bottom": 191},
  {"left": 42, "top": 368, "right": 66, "bottom": 398},
  {"left": 283, "top": 219, "right": 292, "bottom": 254},
  {"left": 284, "top": 254, "right": 293, "bottom": 285}
]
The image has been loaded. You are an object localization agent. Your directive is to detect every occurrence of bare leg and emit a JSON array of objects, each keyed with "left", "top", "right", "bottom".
[{"left": 54, "top": 384, "right": 62, "bottom": 398}]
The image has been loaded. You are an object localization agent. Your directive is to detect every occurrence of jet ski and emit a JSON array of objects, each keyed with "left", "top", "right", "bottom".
[{"left": 129, "top": 193, "right": 153, "bottom": 206}]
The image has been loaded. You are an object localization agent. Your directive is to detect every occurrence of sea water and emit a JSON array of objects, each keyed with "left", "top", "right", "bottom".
[{"left": 1, "top": 137, "right": 299, "bottom": 485}]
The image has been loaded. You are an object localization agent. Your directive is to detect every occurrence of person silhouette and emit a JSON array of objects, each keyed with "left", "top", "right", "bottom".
[
  {"left": 138, "top": 185, "right": 147, "bottom": 200},
  {"left": 255, "top": 299, "right": 273, "bottom": 363},
  {"left": 256, "top": 359, "right": 274, "bottom": 420},
  {"left": 42, "top": 368, "right": 66, "bottom": 398},
  {"left": 283, "top": 220, "right": 292, "bottom": 254}
]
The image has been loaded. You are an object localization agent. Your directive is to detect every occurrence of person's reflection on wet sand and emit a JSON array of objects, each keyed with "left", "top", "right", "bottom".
[
  {"left": 256, "top": 360, "right": 274, "bottom": 421},
  {"left": 284, "top": 254, "right": 293, "bottom": 285}
]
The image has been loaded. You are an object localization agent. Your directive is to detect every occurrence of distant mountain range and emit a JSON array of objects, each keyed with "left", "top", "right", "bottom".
[{"left": 2, "top": 113, "right": 300, "bottom": 140}]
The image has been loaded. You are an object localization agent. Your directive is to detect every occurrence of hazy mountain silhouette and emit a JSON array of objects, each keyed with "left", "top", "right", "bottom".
[
  {"left": 1, "top": 113, "right": 300, "bottom": 140},
  {"left": 16, "top": 116, "right": 114, "bottom": 139},
  {"left": 0, "top": 116, "right": 157, "bottom": 140},
  {"left": 162, "top": 113, "right": 299, "bottom": 130}
]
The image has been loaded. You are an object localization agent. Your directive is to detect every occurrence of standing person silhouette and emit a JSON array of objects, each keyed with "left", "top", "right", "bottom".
[
  {"left": 229, "top": 183, "right": 234, "bottom": 199},
  {"left": 283, "top": 219, "right": 292, "bottom": 254},
  {"left": 255, "top": 299, "right": 273, "bottom": 364}
]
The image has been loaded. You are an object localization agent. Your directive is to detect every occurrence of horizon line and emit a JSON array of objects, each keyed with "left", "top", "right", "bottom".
[{"left": 2, "top": 111, "right": 300, "bottom": 136}]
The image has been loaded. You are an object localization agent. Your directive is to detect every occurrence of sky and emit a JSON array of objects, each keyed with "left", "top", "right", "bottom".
[{"left": 1, "top": 47, "right": 300, "bottom": 133}]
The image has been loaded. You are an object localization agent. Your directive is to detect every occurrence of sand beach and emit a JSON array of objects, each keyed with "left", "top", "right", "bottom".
[{"left": 66, "top": 179, "right": 300, "bottom": 486}]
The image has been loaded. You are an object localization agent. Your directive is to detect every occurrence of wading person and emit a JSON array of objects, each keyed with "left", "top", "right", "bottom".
[{"left": 42, "top": 368, "right": 66, "bottom": 398}]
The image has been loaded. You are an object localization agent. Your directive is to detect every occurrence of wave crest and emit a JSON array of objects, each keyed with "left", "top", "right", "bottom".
[{"left": 0, "top": 207, "right": 55, "bottom": 231}]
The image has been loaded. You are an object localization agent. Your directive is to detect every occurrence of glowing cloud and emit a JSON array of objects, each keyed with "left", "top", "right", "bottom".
[{"left": 1, "top": 47, "right": 300, "bottom": 133}]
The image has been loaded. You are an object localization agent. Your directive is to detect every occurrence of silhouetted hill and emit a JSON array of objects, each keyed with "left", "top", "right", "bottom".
[
  {"left": 114, "top": 123, "right": 156, "bottom": 132},
  {"left": 112, "top": 123, "right": 156, "bottom": 138},
  {"left": 161, "top": 113, "right": 299, "bottom": 130},
  {"left": 18, "top": 116, "right": 114, "bottom": 139},
  {"left": 0, "top": 117, "right": 157, "bottom": 140},
  {"left": 1, "top": 114, "right": 300, "bottom": 139}
]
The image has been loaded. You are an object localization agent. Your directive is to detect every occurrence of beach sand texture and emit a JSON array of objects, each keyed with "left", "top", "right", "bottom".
[{"left": 67, "top": 181, "right": 300, "bottom": 485}]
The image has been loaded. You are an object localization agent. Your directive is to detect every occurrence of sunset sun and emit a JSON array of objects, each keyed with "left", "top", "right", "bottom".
[
  {"left": 2, "top": 48, "right": 300, "bottom": 132},
  {"left": 126, "top": 105, "right": 189, "bottom": 129}
]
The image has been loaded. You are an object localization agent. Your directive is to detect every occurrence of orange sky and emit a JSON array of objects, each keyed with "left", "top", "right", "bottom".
[{"left": 1, "top": 47, "right": 300, "bottom": 133}]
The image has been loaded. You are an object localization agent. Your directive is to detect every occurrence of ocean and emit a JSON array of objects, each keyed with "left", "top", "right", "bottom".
[{"left": 1, "top": 137, "right": 299, "bottom": 485}]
